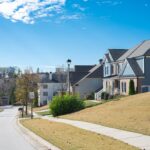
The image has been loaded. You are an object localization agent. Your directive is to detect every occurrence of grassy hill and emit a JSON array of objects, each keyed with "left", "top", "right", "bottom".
[
  {"left": 61, "top": 92, "right": 150, "bottom": 135},
  {"left": 21, "top": 119, "right": 138, "bottom": 150}
]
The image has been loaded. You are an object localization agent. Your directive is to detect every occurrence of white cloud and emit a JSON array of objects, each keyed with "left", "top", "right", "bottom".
[
  {"left": 60, "top": 14, "right": 82, "bottom": 20},
  {"left": 72, "top": 3, "right": 86, "bottom": 11},
  {"left": 0, "top": 0, "right": 66, "bottom": 24},
  {"left": 97, "top": 0, "right": 122, "bottom": 6}
]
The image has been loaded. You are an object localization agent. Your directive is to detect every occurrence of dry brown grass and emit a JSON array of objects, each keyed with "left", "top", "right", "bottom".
[
  {"left": 21, "top": 119, "right": 138, "bottom": 150},
  {"left": 61, "top": 92, "right": 150, "bottom": 135},
  {"left": 33, "top": 105, "right": 49, "bottom": 112}
]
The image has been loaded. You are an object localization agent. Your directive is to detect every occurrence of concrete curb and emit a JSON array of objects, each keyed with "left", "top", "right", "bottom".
[{"left": 17, "top": 118, "right": 61, "bottom": 150}]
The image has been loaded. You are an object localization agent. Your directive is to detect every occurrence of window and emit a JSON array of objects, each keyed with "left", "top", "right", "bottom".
[
  {"left": 105, "top": 67, "right": 107, "bottom": 75},
  {"left": 106, "top": 66, "right": 109, "bottom": 75},
  {"left": 117, "top": 64, "right": 120, "bottom": 74},
  {"left": 122, "top": 82, "right": 126, "bottom": 93},
  {"left": 122, "top": 82, "right": 124, "bottom": 92},
  {"left": 43, "top": 84, "right": 48, "bottom": 89},
  {"left": 43, "top": 92, "right": 48, "bottom": 96},
  {"left": 111, "top": 65, "right": 114, "bottom": 74},
  {"left": 124, "top": 82, "right": 126, "bottom": 93}
]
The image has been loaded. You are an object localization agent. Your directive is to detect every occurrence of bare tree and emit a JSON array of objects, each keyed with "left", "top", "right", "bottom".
[{"left": 15, "top": 70, "right": 39, "bottom": 115}]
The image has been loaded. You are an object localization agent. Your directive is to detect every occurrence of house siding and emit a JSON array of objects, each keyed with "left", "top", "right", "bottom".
[
  {"left": 74, "top": 78, "right": 102, "bottom": 99},
  {"left": 136, "top": 57, "right": 144, "bottom": 73},
  {"left": 122, "top": 63, "right": 135, "bottom": 76},
  {"left": 120, "top": 78, "right": 137, "bottom": 95},
  {"left": 38, "top": 83, "right": 66, "bottom": 106},
  {"left": 141, "top": 57, "right": 150, "bottom": 86}
]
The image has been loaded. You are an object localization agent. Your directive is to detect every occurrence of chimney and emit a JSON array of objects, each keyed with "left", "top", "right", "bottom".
[
  {"left": 49, "top": 72, "right": 52, "bottom": 80},
  {"left": 99, "top": 59, "right": 103, "bottom": 65}
]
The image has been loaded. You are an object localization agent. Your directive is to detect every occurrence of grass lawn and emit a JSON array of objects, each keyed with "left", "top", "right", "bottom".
[
  {"left": 33, "top": 105, "right": 49, "bottom": 112},
  {"left": 61, "top": 92, "right": 150, "bottom": 135},
  {"left": 20, "top": 119, "right": 138, "bottom": 150},
  {"left": 84, "top": 100, "right": 101, "bottom": 108},
  {"left": 36, "top": 110, "right": 51, "bottom": 116},
  {"left": 34, "top": 100, "right": 101, "bottom": 116}
]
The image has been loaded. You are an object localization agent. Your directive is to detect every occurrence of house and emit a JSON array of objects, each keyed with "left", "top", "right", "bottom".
[
  {"left": 102, "top": 40, "right": 150, "bottom": 96},
  {"left": 0, "top": 77, "right": 16, "bottom": 106},
  {"left": 38, "top": 72, "right": 67, "bottom": 106},
  {"left": 69, "top": 64, "right": 103, "bottom": 99}
]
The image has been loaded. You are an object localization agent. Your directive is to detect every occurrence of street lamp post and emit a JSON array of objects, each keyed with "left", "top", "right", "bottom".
[{"left": 67, "top": 59, "right": 72, "bottom": 95}]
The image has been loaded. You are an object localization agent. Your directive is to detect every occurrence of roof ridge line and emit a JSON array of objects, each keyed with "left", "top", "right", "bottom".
[{"left": 126, "top": 40, "right": 146, "bottom": 59}]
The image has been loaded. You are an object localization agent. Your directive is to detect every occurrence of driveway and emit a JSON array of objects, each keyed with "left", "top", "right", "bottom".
[{"left": 0, "top": 106, "right": 48, "bottom": 150}]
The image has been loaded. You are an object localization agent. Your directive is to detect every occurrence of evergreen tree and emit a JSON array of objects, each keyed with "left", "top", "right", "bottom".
[{"left": 129, "top": 80, "right": 135, "bottom": 95}]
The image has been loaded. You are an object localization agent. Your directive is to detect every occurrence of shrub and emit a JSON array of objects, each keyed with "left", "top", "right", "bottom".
[
  {"left": 129, "top": 80, "right": 135, "bottom": 95},
  {"left": 101, "top": 92, "right": 105, "bottom": 99},
  {"left": 50, "top": 95, "right": 85, "bottom": 117},
  {"left": 33, "top": 99, "right": 38, "bottom": 107},
  {"left": 104, "top": 92, "right": 109, "bottom": 100},
  {"left": 86, "top": 92, "right": 94, "bottom": 100},
  {"left": 108, "top": 95, "right": 113, "bottom": 99}
]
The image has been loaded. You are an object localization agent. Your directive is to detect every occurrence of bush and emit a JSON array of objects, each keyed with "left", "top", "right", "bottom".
[
  {"left": 33, "top": 99, "right": 38, "bottom": 107},
  {"left": 86, "top": 92, "right": 94, "bottom": 100},
  {"left": 101, "top": 92, "right": 106, "bottom": 99},
  {"left": 50, "top": 95, "right": 85, "bottom": 117},
  {"left": 108, "top": 95, "right": 113, "bottom": 99},
  {"left": 104, "top": 92, "right": 109, "bottom": 100},
  {"left": 129, "top": 80, "right": 135, "bottom": 95}
]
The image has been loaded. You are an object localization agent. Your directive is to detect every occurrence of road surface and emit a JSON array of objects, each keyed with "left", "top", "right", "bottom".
[{"left": 0, "top": 106, "right": 48, "bottom": 150}]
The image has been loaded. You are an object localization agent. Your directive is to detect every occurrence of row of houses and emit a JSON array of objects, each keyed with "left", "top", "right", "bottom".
[{"left": 38, "top": 40, "right": 150, "bottom": 106}]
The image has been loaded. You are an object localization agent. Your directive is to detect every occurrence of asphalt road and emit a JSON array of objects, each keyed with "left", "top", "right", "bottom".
[{"left": 0, "top": 106, "right": 45, "bottom": 150}]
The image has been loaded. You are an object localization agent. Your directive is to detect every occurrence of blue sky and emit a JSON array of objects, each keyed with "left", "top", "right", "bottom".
[{"left": 0, "top": 0, "right": 150, "bottom": 72}]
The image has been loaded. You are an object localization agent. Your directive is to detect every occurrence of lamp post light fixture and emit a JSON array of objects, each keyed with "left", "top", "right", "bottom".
[{"left": 67, "top": 59, "right": 72, "bottom": 95}]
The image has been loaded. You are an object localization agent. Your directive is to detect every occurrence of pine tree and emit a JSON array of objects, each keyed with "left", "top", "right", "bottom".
[{"left": 129, "top": 80, "right": 135, "bottom": 95}]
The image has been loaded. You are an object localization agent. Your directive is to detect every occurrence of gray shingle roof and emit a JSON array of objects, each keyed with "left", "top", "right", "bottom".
[
  {"left": 118, "top": 40, "right": 150, "bottom": 61},
  {"left": 70, "top": 65, "right": 94, "bottom": 85},
  {"left": 70, "top": 72, "right": 88, "bottom": 85},
  {"left": 40, "top": 78, "right": 59, "bottom": 83},
  {"left": 75, "top": 65, "right": 95, "bottom": 72},
  {"left": 109, "top": 49, "right": 128, "bottom": 61},
  {"left": 73, "top": 64, "right": 103, "bottom": 86}
]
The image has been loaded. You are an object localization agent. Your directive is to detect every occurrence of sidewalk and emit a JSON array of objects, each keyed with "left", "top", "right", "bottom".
[{"left": 42, "top": 116, "right": 150, "bottom": 150}]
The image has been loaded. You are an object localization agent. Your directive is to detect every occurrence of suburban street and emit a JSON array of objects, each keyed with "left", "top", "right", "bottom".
[{"left": 0, "top": 107, "right": 48, "bottom": 150}]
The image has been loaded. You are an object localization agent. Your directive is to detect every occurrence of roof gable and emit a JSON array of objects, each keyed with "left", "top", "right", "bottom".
[
  {"left": 120, "top": 59, "right": 143, "bottom": 77},
  {"left": 109, "top": 49, "right": 128, "bottom": 61},
  {"left": 73, "top": 64, "right": 103, "bottom": 86}
]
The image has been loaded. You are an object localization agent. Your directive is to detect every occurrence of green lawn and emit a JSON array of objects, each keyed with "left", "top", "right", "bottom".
[
  {"left": 84, "top": 100, "right": 102, "bottom": 108},
  {"left": 36, "top": 110, "right": 51, "bottom": 116}
]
